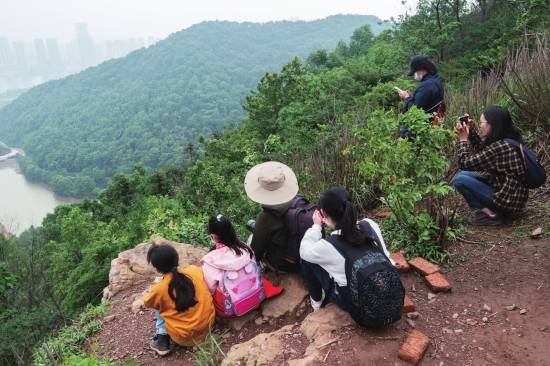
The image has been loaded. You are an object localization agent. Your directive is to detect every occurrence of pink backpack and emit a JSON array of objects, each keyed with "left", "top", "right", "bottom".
[{"left": 213, "top": 261, "right": 265, "bottom": 317}]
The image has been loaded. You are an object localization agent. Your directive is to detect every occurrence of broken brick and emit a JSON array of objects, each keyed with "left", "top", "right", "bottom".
[
  {"left": 425, "top": 272, "right": 452, "bottom": 292},
  {"left": 390, "top": 252, "right": 410, "bottom": 272},
  {"left": 374, "top": 210, "right": 392, "bottom": 219},
  {"left": 403, "top": 295, "right": 415, "bottom": 313},
  {"left": 398, "top": 330, "right": 430, "bottom": 365},
  {"left": 408, "top": 257, "right": 440, "bottom": 276}
]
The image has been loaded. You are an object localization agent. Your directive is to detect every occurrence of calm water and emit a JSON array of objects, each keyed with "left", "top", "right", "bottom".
[{"left": 0, "top": 159, "right": 77, "bottom": 235}]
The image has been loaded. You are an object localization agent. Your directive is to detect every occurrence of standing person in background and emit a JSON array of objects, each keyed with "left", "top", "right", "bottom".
[
  {"left": 398, "top": 55, "right": 444, "bottom": 114},
  {"left": 452, "top": 106, "right": 529, "bottom": 225},
  {"left": 144, "top": 244, "right": 215, "bottom": 356},
  {"left": 397, "top": 55, "right": 445, "bottom": 136}
]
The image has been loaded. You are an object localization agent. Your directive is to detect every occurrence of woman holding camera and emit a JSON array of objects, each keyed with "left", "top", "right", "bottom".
[{"left": 453, "top": 105, "right": 528, "bottom": 225}]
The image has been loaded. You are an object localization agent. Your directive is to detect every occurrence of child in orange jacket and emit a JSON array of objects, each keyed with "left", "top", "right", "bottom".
[{"left": 144, "top": 244, "right": 215, "bottom": 356}]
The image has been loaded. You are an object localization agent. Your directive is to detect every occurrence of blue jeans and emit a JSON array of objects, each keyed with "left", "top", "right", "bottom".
[
  {"left": 452, "top": 171, "right": 497, "bottom": 211},
  {"left": 155, "top": 310, "right": 168, "bottom": 335},
  {"left": 301, "top": 260, "right": 350, "bottom": 311}
]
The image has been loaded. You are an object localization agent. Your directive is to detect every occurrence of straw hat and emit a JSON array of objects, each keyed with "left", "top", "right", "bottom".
[{"left": 244, "top": 161, "right": 298, "bottom": 206}]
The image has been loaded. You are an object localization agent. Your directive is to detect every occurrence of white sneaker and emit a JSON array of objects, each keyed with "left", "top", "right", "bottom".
[{"left": 310, "top": 289, "right": 325, "bottom": 311}]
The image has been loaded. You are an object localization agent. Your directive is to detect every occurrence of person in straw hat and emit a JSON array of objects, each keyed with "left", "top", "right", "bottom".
[{"left": 244, "top": 161, "right": 311, "bottom": 273}]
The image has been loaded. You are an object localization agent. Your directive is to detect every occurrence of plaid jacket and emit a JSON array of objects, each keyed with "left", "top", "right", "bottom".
[{"left": 458, "top": 136, "right": 528, "bottom": 213}]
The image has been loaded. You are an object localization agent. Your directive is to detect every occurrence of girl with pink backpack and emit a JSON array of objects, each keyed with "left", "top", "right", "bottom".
[{"left": 201, "top": 214, "right": 283, "bottom": 317}]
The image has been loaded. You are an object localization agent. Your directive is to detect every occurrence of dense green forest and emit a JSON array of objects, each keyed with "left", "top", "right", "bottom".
[
  {"left": 1, "top": 0, "right": 550, "bottom": 364},
  {"left": 0, "top": 15, "right": 388, "bottom": 198}
]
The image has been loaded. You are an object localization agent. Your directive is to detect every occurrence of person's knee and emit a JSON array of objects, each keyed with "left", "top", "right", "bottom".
[{"left": 452, "top": 171, "right": 470, "bottom": 188}]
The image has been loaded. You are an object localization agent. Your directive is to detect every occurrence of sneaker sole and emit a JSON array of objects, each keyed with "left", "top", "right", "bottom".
[{"left": 150, "top": 345, "right": 171, "bottom": 356}]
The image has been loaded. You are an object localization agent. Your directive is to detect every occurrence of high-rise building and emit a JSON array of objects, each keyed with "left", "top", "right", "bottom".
[
  {"left": 75, "top": 23, "right": 95, "bottom": 68},
  {"left": 12, "top": 42, "right": 28, "bottom": 71},
  {"left": 34, "top": 39, "right": 48, "bottom": 66},
  {"left": 0, "top": 37, "right": 14, "bottom": 74},
  {"left": 45, "top": 38, "right": 64, "bottom": 76}
]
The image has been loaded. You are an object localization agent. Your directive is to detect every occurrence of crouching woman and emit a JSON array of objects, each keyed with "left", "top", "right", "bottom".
[
  {"left": 453, "top": 106, "right": 528, "bottom": 225},
  {"left": 144, "top": 244, "right": 215, "bottom": 356}
]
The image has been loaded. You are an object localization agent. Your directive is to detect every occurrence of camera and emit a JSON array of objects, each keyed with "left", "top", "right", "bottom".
[{"left": 459, "top": 114, "right": 472, "bottom": 127}]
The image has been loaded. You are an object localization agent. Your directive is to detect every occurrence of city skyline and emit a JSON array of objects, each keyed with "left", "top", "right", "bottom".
[
  {"left": 1, "top": 0, "right": 416, "bottom": 42},
  {"left": 0, "top": 24, "right": 161, "bottom": 93}
]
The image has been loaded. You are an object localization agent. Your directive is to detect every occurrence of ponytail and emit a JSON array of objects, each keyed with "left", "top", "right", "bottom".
[
  {"left": 147, "top": 244, "right": 198, "bottom": 312},
  {"left": 339, "top": 200, "right": 364, "bottom": 246},
  {"left": 168, "top": 267, "right": 198, "bottom": 312},
  {"left": 208, "top": 214, "right": 254, "bottom": 258}
]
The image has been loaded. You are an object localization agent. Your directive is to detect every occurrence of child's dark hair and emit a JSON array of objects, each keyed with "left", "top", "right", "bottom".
[
  {"left": 319, "top": 187, "right": 370, "bottom": 247},
  {"left": 208, "top": 214, "right": 254, "bottom": 257},
  {"left": 147, "top": 244, "right": 197, "bottom": 312},
  {"left": 482, "top": 105, "right": 523, "bottom": 147}
]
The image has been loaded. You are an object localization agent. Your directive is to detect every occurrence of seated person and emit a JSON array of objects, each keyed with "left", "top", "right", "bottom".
[
  {"left": 144, "top": 244, "right": 215, "bottom": 356},
  {"left": 201, "top": 214, "right": 282, "bottom": 317},
  {"left": 244, "top": 161, "right": 314, "bottom": 273},
  {"left": 300, "top": 187, "right": 403, "bottom": 328},
  {"left": 453, "top": 106, "right": 528, "bottom": 225}
]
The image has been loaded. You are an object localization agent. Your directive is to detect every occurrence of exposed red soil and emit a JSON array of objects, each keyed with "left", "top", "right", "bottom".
[{"left": 90, "top": 211, "right": 550, "bottom": 366}]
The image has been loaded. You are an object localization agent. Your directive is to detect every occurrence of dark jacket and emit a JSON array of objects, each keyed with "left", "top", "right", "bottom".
[
  {"left": 458, "top": 130, "right": 528, "bottom": 213},
  {"left": 250, "top": 200, "right": 294, "bottom": 271},
  {"left": 404, "top": 74, "right": 444, "bottom": 113}
]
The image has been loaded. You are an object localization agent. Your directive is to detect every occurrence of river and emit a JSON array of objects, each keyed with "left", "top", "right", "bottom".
[{"left": 0, "top": 158, "right": 78, "bottom": 235}]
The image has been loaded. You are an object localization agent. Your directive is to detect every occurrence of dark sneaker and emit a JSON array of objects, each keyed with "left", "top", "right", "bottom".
[
  {"left": 470, "top": 212, "right": 503, "bottom": 226},
  {"left": 150, "top": 334, "right": 171, "bottom": 356}
]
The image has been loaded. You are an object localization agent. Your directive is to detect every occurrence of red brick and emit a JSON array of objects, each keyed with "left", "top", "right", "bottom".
[
  {"left": 408, "top": 257, "right": 440, "bottom": 276},
  {"left": 424, "top": 272, "right": 452, "bottom": 292},
  {"left": 398, "top": 330, "right": 430, "bottom": 365},
  {"left": 402, "top": 295, "right": 415, "bottom": 313},
  {"left": 390, "top": 252, "right": 410, "bottom": 272},
  {"left": 374, "top": 210, "right": 392, "bottom": 219}
]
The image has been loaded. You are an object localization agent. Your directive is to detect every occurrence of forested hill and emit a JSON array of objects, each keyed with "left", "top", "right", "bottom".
[{"left": 0, "top": 15, "right": 388, "bottom": 198}]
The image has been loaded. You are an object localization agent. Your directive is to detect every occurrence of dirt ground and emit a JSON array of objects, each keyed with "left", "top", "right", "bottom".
[{"left": 91, "top": 209, "right": 550, "bottom": 366}]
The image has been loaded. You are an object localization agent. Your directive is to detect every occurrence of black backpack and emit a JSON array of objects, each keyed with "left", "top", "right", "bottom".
[
  {"left": 283, "top": 195, "right": 316, "bottom": 263},
  {"left": 504, "top": 139, "right": 547, "bottom": 189},
  {"left": 325, "top": 220, "right": 405, "bottom": 328}
]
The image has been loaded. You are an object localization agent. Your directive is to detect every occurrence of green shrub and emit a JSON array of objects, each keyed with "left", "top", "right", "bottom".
[{"left": 351, "top": 108, "right": 458, "bottom": 262}]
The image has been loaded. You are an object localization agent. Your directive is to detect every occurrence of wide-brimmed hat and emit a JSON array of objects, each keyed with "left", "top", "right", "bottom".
[
  {"left": 407, "top": 55, "right": 438, "bottom": 76},
  {"left": 244, "top": 161, "right": 298, "bottom": 206}
]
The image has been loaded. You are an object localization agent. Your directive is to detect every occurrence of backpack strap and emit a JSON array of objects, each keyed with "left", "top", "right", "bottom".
[{"left": 324, "top": 220, "right": 388, "bottom": 261}]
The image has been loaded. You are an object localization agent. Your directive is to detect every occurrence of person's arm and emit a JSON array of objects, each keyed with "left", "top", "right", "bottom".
[
  {"left": 143, "top": 282, "right": 162, "bottom": 310},
  {"left": 458, "top": 141, "right": 499, "bottom": 171},
  {"left": 201, "top": 262, "right": 219, "bottom": 294},
  {"left": 250, "top": 213, "right": 268, "bottom": 261},
  {"left": 404, "top": 83, "right": 432, "bottom": 111},
  {"left": 299, "top": 224, "right": 326, "bottom": 263}
]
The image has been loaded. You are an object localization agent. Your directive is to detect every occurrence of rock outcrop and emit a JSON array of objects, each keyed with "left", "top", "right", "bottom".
[
  {"left": 223, "top": 304, "right": 354, "bottom": 365},
  {"left": 102, "top": 237, "right": 207, "bottom": 301}
]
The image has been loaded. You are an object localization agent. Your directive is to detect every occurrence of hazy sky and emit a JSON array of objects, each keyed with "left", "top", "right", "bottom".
[{"left": 2, "top": 0, "right": 418, "bottom": 42}]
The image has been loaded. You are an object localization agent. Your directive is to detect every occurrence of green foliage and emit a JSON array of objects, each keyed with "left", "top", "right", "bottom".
[
  {"left": 350, "top": 108, "right": 456, "bottom": 262},
  {"left": 192, "top": 329, "right": 226, "bottom": 366},
  {"left": 0, "top": 16, "right": 389, "bottom": 198},
  {"left": 32, "top": 303, "right": 107, "bottom": 366}
]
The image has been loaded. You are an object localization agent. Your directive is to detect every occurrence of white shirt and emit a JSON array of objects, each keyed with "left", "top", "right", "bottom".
[{"left": 299, "top": 218, "right": 394, "bottom": 287}]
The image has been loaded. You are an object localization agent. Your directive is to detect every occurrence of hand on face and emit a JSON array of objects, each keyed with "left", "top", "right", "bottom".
[{"left": 312, "top": 209, "right": 324, "bottom": 226}]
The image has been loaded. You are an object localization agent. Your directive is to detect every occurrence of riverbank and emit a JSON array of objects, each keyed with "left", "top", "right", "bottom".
[{"left": 0, "top": 151, "right": 80, "bottom": 236}]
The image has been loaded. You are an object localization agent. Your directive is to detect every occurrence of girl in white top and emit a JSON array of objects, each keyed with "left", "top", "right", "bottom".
[{"left": 299, "top": 187, "right": 393, "bottom": 311}]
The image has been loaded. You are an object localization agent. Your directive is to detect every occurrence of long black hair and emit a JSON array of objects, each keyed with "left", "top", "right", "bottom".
[
  {"left": 482, "top": 105, "right": 523, "bottom": 147},
  {"left": 208, "top": 214, "right": 254, "bottom": 257},
  {"left": 319, "top": 187, "right": 370, "bottom": 247},
  {"left": 147, "top": 244, "right": 197, "bottom": 312}
]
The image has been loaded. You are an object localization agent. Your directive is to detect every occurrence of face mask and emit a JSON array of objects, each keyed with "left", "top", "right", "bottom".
[{"left": 413, "top": 72, "right": 423, "bottom": 81}]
